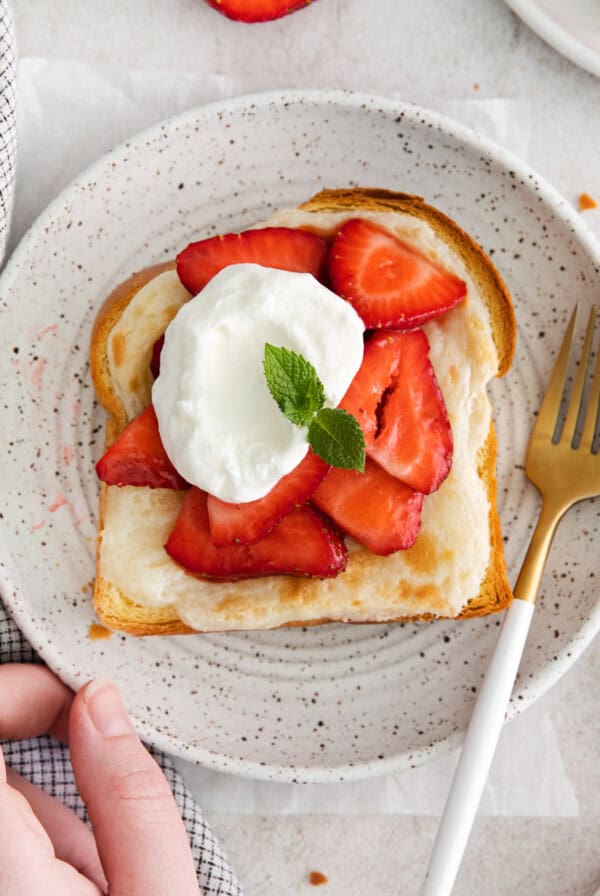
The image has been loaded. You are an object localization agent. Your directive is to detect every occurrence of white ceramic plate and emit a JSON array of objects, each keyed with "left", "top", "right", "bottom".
[
  {"left": 1, "top": 90, "right": 599, "bottom": 783},
  {"left": 505, "top": 0, "right": 600, "bottom": 78}
]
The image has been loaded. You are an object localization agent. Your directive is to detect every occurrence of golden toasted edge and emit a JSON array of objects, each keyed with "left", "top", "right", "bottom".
[
  {"left": 92, "top": 188, "right": 515, "bottom": 635},
  {"left": 91, "top": 261, "right": 192, "bottom": 635},
  {"left": 90, "top": 261, "right": 176, "bottom": 433}
]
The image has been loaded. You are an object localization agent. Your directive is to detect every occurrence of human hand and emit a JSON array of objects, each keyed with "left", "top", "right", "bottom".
[{"left": 0, "top": 663, "right": 200, "bottom": 895}]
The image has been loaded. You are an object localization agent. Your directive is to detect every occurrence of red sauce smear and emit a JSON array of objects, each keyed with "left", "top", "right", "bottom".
[{"left": 49, "top": 494, "right": 69, "bottom": 512}]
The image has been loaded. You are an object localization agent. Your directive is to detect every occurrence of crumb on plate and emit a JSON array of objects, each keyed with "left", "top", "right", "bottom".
[
  {"left": 578, "top": 193, "right": 597, "bottom": 211},
  {"left": 89, "top": 622, "right": 112, "bottom": 641}
]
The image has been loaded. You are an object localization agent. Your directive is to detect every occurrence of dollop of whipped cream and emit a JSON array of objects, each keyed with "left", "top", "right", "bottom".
[{"left": 152, "top": 263, "right": 365, "bottom": 502}]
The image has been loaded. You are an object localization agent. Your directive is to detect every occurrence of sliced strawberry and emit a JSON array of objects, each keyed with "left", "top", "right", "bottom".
[
  {"left": 166, "top": 488, "right": 347, "bottom": 579},
  {"left": 177, "top": 227, "right": 328, "bottom": 295},
  {"left": 341, "top": 329, "right": 453, "bottom": 494},
  {"left": 328, "top": 218, "right": 466, "bottom": 329},
  {"left": 150, "top": 334, "right": 164, "bottom": 379},
  {"left": 204, "top": 0, "right": 315, "bottom": 23},
  {"left": 207, "top": 449, "right": 330, "bottom": 546},
  {"left": 96, "top": 406, "right": 188, "bottom": 490},
  {"left": 312, "top": 458, "right": 423, "bottom": 555}
]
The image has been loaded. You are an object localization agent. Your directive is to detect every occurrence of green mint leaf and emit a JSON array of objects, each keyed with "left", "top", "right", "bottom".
[
  {"left": 308, "top": 408, "right": 366, "bottom": 472},
  {"left": 264, "top": 344, "right": 366, "bottom": 473},
  {"left": 263, "top": 343, "right": 325, "bottom": 427}
]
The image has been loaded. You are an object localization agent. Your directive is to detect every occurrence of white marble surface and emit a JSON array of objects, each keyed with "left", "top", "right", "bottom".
[{"left": 11, "top": 0, "right": 600, "bottom": 893}]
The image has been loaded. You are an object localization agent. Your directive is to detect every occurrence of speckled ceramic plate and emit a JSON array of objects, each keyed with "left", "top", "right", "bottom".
[{"left": 1, "top": 90, "right": 599, "bottom": 783}]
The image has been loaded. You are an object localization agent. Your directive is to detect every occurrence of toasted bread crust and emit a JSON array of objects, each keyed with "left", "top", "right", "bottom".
[
  {"left": 91, "top": 261, "right": 176, "bottom": 435},
  {"left": 91, "top": 188, "right": 515, "bottom": 635}
]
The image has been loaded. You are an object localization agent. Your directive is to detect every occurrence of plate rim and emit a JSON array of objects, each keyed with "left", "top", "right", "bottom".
[
  {"left": 505, "top": 0, "right": 600, "bottom": 78},
  {"left": 2, "top": 87, "right": 600, "bottom": 782}
]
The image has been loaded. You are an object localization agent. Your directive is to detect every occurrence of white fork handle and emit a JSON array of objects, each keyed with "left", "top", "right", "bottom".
[{"left": 420, "top": 598, "right": 535, "bottom": 896}]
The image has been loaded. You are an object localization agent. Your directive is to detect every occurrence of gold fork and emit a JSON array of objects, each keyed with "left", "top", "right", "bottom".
[{"left": 422, "top": 303, "right": 600, "bottom": 896}]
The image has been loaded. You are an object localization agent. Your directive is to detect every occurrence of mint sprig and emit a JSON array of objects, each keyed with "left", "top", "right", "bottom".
[
  {"left": 263, "top": 343, "right": 325, "bottom": 427},
  {"left": 308, "top": 408, "right": 366, "bottom": 471},
  {"left": 263, "top": 344, "right": 365, "bottom": 472}
]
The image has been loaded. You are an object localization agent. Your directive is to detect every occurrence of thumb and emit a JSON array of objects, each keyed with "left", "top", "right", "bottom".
[{"left": 69, "top": 679, "right": 199, "bottom": 896}]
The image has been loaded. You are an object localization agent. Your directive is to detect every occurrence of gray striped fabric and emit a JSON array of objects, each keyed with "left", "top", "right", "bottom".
[{"left": 0, "top": 4, "right": 244, "bottom": 891}]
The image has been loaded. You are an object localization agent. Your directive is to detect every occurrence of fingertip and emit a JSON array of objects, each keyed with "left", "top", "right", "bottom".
[
  {"left": 71, "top": 678, "right": 135, "bottom": 743},
  {"left": 0, "top": 664, "right": 73, "bottom": 743},
  {"left": 83, "top": 678, "right": 136, "bottom": 738}
]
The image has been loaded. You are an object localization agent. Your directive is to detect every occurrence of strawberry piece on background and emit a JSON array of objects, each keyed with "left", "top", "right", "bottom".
[
  {"left": 312, "top": 457, "right": 423, "bottom": 555},
  {"left": 177, "top": 227, "right": 328, "bottom": 295},
  {"left": 207, "top": 449, "right": 330, "bottom": 546},
  {"left": 204, "top": 0, "right": 315, "bottom": 23},
  {"left": 329, "top": 218, "right": 466, "bottom": 329},
  {"left": 166, "top": 487, "right": 347, "bottom": 579},
  {"left": 96, "top": 406, "right": 188, "bottom": 490},
  {"left": 341, "top": 329, "right": 453, "bottom": 494}
]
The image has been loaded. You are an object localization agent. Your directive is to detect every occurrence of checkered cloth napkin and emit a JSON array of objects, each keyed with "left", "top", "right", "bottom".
[
  {"left": 0, "top": 4, "right": 244, "bottom": 892},
  {"left": 0, "top": 0, "right": 15, "bottom": 260}
]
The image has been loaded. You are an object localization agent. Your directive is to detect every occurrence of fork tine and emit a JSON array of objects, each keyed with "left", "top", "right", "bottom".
[
  {"left": 580, "top": 306, "right": 600, "bottom": 450},
  {"left": 561, "top": 305, "right": 597, "bottom": 445},
  {"left": 531, "top": 304, "right": 578, "bottom": 443}
]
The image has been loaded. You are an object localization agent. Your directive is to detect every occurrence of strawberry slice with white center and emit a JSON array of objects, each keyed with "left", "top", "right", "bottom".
[
  {"left": 204, "top": 0, "right": 316, "bottom": 22},
  {"left": 96, "top": 406, "right": 188, "bottom": 490},
  {"left": 166, "top": 488, "right": 347, "bottom": 579},
  {"left": 177, "top": 227, "right": 328, "bottom": 295},
  {"left": 207, "top": 449, "right": 330, "bottom": 546},
  {"left": 341, "top": 329, "right": 453, "bottom": 494},
  {"left": 329, "top": 218, "right": 466, "bottom": 329},
  {"left": 312, "top": 458, "right": 423, "bottom": 555}
]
